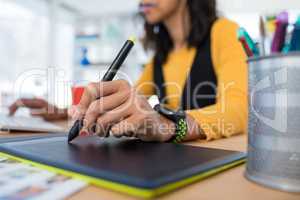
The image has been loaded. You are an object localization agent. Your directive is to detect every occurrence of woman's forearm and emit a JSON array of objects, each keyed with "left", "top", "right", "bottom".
[{"left": 183, "top": 114, "right": 206, "bottom": 142}]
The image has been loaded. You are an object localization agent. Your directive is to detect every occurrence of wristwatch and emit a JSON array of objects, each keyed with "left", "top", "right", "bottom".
[{"left": 154, "top": 104, "right": 188, "bottom": 143}]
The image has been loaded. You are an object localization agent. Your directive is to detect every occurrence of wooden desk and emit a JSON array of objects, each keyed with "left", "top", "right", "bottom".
[{"left": 1, "top": 122, "right": 299, "bottom": 200}]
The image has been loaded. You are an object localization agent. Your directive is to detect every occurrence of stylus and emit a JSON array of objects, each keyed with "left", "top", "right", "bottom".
[{"left": 68, "top": 38, "right": 135, "bottom": 143}]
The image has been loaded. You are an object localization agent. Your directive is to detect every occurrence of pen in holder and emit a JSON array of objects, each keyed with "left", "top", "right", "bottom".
[{"left": 246, "top": 52, "right": 300, "bottom": 192}]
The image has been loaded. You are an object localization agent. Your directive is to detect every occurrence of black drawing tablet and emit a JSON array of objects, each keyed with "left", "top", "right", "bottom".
[{"left": 0, "top": 136, "right": 246, "bottom": 198}]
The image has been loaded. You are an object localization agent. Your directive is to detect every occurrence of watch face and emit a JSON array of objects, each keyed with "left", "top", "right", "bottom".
[
  {"left": 154, "top": 104, "right": 185, "bottom": 118},
  {"left": 162, "top": 107, "right": 175, "bottom": 115}
]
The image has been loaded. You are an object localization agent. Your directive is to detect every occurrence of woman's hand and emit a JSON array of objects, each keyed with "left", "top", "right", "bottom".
[
  {"left": 9, "top": 98, "right": 68, "bottom": 121},
  {"left": 68, "top": 80, "right": 176, "bottom": 142}
]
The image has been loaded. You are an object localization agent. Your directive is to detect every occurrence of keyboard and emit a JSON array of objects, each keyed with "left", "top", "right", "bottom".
[{"left": 0, "top": 115, "right": 64, "bottom": 133}]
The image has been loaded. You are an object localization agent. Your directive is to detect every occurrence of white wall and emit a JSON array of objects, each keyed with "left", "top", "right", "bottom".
[
  {"left": 0, "top": 0, "right": 75, "bottom": 108},
  {"left": 59, "top": 0, "right": 300, "bottom": 16},
  {"left": 218, "top": 0, "right": 300, "bottom": 13}
]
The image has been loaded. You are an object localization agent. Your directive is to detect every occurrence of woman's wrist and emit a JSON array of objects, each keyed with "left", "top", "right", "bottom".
[
  {"left": 155, "top": 112, "right": 206, "bottom": 143},
  {"left": 184, "top": 114, "right": 206, "bottom": 141},
  {"left": 156, "top": 114, "right": 176, "bottom": 142}
]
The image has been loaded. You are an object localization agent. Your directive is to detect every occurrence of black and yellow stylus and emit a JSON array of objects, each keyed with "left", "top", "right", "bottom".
[{"left": 68, "top": 38, "right": 135, "bottom": 143}]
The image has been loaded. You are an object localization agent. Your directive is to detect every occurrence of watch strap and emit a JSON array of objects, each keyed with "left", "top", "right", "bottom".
[
  {"left": 154, "top": 104, "right": 188, "bottom": 143},
  {"left": 172, "top": 118, "right": 188, "bottom": 143}
]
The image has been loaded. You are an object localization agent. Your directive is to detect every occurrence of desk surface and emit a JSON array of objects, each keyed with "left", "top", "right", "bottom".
[{"left": 1, "top": 121, "right": 299, "bottom": 200}]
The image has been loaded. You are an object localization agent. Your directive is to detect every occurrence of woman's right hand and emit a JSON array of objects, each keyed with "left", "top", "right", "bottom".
[{"left": 8, "top": 98, "right": 68, "bottom": 121}]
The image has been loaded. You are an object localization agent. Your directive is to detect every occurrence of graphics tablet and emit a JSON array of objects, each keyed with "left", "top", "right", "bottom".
[{"left": 0, "top": 136, "right": 246, "bottom": 198}]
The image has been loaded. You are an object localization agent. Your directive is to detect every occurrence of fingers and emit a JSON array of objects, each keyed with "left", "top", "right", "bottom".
[
  {"left": 30, "top": 109, "right": 47, "bottom": 118},
  {"left": 109, "top": 113, "right": 152, "bottom": 139},
  {"left": 68, "top": 105, "right": 87, "bottom": 120},
  {"left": 9, "top": 101, "right": 19, "bottom": 116},
  {"left": 110, "top": 114, "right": 175, "bottom": 142},
  {"left": 93, "top": 103, "right": 132, "bottom": 136},
  {"left": 71, "top": 80, "right": 131, "bottom": 122},
  {"left": 82, "top": 89, "right": 132, "bottom": 134},
  {"left": 110, "top": 116, "right": 139, "bottom": 138},
  {"left": 77, "top": 80, "right": 131, "bottom": 114},
  {"left": 30, "top": 109, "right": 55, "bottom": 121},
  {"left": 9, "top": 98, "right": 47, "bottom": 116}
]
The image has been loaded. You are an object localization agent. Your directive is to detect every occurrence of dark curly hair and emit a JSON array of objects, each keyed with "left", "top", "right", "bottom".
[{"left": 143, "top": 0, "right": 217, "bottom": 66}]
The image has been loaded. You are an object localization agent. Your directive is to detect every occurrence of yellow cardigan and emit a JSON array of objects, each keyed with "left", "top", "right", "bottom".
[{"left": 135, "top": 18, "right": 248, "bottom": 140}]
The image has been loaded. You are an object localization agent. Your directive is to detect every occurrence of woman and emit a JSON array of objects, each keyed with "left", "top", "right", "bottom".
[{"left": 10, "top": 0, "right": 248, "bottom": 142}]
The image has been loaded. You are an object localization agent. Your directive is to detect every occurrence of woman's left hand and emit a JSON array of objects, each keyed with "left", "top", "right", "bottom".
[{"left": 69, "top": 80, "right": 176, "bottom": 142}]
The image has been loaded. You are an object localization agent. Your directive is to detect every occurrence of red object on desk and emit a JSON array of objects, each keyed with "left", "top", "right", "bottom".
[{"left": 72, "top": 87, "right": 85, "bottom": 105}]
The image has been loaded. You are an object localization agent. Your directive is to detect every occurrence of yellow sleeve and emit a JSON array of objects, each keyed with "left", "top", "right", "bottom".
[
  {"left": 187, "top": 18, "right": 248, "bottom": 140},
  {"left": 135, "top": 61, "right": 154, "bottom": 96},
  {"left": 135, "top": 61, "right": 155, "bottom": 97}
]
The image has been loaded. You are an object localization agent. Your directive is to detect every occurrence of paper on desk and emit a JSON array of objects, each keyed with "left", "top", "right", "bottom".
[{"left": 0, "top": 155, "right": 87, "bottom": 200}]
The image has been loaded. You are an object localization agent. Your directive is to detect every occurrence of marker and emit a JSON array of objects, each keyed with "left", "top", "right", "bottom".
[
  {"left": 259, "top": 16, "right": 266, "bottom": 56},
  {"left": 238, "top": 28, "right": 260, "bottom": 56},
  {"left": 289, "top": 24, "right": 300, "bottom": 52},
  {"left": 296, "top": 16, "right": 300, "bottom": 25},
  {"left": 68, "top": 38, "right": 135, "bottom": 143},
  {"left": 271, "top": 11, "right": 289, "bottom": 53},
  {"left": 238, "top": 36, "right": 254, "bottom": 57},
  {"left": 237, "top": 28, "right": 259, "bottom": 57}
]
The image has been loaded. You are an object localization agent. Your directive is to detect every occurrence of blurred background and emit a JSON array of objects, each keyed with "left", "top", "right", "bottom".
[{"left": 0, "top": 0, "right": 299, "bottom": 110}]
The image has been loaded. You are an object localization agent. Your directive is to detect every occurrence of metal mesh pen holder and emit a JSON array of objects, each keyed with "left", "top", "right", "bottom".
[{"left": 246, "top": 52, "right": 300, "bottom": 193}]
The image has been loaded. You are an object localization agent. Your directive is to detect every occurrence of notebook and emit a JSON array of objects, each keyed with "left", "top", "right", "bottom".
[{"left": 0, "top": 136, "right": 246, "bottom": 198}]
